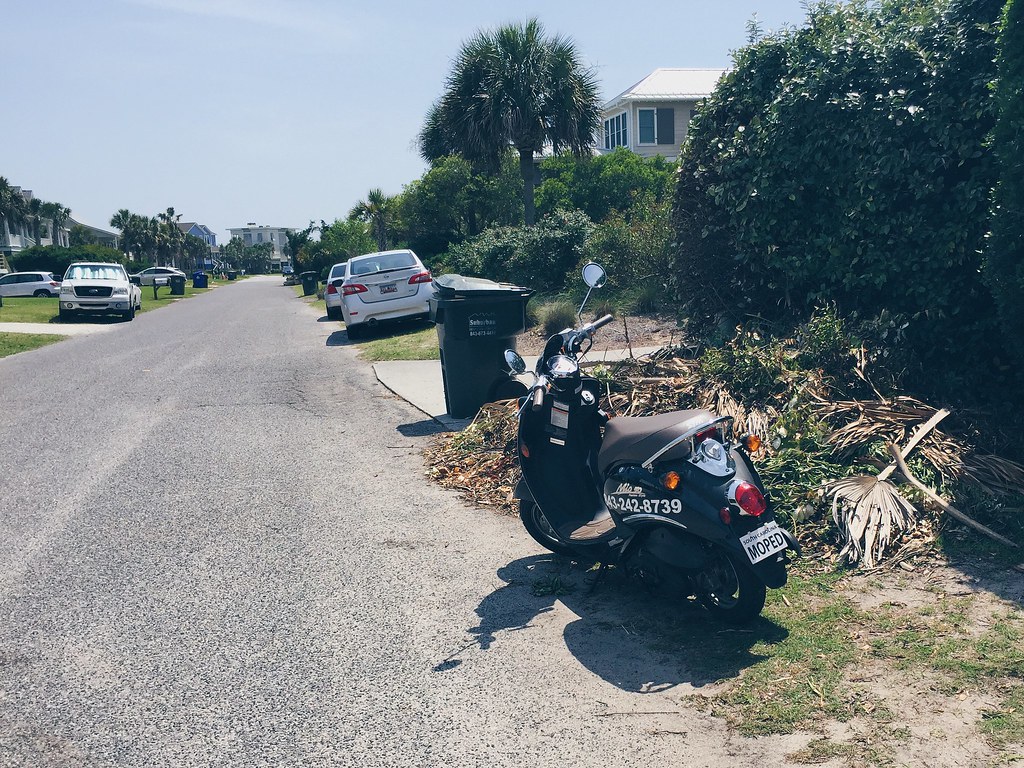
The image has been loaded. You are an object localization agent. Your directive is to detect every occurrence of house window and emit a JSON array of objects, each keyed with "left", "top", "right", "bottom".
[
  {"left": 638, "top": 108, "right": 676, "bottom": 146},
  {"left": 257, "top": 233, "right": 264, "bottom": 243},
  {"left": 603, "top": 112, "right": 628, "bottom": 150}
]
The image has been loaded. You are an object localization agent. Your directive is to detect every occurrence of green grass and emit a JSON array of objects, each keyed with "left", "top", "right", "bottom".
[
  {"left": 0, "top": 279, "right": 233, "bottom": 324},
  {"left": 647, "top": 563, "right": 1024, "bottom": 758},
  {"left": 0, "top": 331, "right": 64, "bottom": 358},
  {"left": 356, "top": 325, "right": 439, "bottom": 361},
  {"left": 138, "top": 281, "right": 215, "bottom": 313},
  {"left": 0, "top": 296, "right": 60, "bottom": 323}
]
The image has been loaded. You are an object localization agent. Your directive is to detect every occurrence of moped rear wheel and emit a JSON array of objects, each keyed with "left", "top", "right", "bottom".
[
  {"left": 691, "top": 547, "right": 766, "bottom": 624},
  {"left": 519, "top": 501, "right": 575, "bottom": 557}
]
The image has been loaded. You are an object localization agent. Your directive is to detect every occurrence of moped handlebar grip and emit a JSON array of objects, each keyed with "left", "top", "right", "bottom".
[
  {"left": 531, "top": 386, "right": 545, "bottom": 411},
  {"left": 591, "top": 314, "right": 614, "bottom": 331}
]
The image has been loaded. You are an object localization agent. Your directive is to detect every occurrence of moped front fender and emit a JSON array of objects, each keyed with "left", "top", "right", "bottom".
[{"left": 513, "top": 477, "right": 534, "bottom": 503}]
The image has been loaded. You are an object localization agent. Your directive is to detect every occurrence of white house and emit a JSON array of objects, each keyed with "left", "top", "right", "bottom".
[
  {"left": 599, "top": 68, "right": 727, "bottom": 161},
  {"left": 227, "top": 223, "right": 291, "bottom": 271}
]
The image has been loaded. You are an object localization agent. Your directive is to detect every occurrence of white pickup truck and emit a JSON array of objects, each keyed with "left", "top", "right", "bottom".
[{"left": 59, "top": 261, "right": 142, "bottom": 322}]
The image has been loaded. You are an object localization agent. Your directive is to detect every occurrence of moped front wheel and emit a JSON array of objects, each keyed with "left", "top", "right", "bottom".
[
  {"left": 519, "top": 501, "right": 575, "bottom": 557},
  {"left": 691, "top": 547, "right": 766, "bottom": 624}
]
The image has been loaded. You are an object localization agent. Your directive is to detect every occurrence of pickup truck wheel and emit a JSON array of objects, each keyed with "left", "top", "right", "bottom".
[{"left": 59, "top": 307, "right": 72, "bottom": 323}]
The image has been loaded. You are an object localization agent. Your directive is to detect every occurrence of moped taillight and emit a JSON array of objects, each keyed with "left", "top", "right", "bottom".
[{"left": 729, "top": 480, "right": 766, "bottom": 517}]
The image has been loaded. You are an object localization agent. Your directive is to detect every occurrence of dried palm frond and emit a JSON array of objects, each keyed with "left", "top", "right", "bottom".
[
  {"left": 960, "top": 453, "right": 1024, "bottom": 496},
  {"left": 424, "top": 400, "right": 521, "bottom": 514},
  {"left": 825, "top": 474, "right": 917, "bottom": 567}
]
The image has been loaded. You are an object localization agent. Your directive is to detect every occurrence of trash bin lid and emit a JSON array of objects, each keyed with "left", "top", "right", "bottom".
[{"left": 434, "top": 273, "right": 532, "bottom": 299}]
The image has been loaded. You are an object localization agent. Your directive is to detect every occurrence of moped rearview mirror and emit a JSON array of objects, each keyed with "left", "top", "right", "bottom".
[
  {"left": 504, "top": 349, "right": 527, "bottom": 375},
  {"left": 581, "top": 262, "right": 607, "bottom": 289},
  {"left": 578, "top": 262, "right": 607, "bottom": 319}
]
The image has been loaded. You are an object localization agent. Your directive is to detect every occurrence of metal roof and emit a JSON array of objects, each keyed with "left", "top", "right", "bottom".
[{"left": 603, "top": 68, "right": 728, "bottom": 111}]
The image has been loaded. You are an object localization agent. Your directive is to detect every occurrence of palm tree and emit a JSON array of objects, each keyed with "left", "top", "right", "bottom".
[
  {"left": 40, "top": 202, "right": 70, "bottom": 247},
  {"left": 349, "top": 189, "right": 394, "bottom": 251},
  {"left": 284, "top": 223, "right": 316, "bottom": 271},
  {"left": 28, "top": 197, "right": 45, "bottom": 245},
  {"left": 418, "top": 19, "right": 600, "bottom": 226},
  {"left": 157, "top": 207, "right": 183, "bottom": 266},
  {"left": 0, "top": 177, "right": 28, "bottom": 244},
  {"left": 110, "top": 209, "right": 134, "bottom": 254}
]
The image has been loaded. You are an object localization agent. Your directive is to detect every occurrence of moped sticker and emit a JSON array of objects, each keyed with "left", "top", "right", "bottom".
[{"left": 604, "top": 493, "right": 683, "bottom": 516}]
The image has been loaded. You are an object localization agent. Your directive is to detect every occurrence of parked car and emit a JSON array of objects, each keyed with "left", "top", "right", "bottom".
[
  {"left": 0, "top": 271, "right": 61, "bottom": 297},
  {"left": 324, "top": 260, "right": 349, "bottom": 320},
  {"left": 340, "top": 249, "right": 433, "bottom": 338},
  {"left": 131, "top": 266, "right": 186, "bottom": 286},
  {"left": 59, "top": 262, "right": 142, "bottom": 321}
]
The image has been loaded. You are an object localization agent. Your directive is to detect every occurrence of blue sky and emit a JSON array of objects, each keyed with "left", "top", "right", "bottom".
[{"left": 3, "top": 0, "right": 809, "bottom": 243}]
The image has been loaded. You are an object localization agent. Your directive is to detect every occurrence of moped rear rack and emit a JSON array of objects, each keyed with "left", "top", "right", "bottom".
[{"left": 640, "top": 416, "right": 735, "bottom": 470}]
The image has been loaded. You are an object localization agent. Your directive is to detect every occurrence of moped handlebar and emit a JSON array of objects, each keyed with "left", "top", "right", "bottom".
[
  {"left": 566, "top": 314, "right": 615, "bottom": 354},
  {"left": 583, "top": 314, "right": 615, "bottom": 334},
  {"left": 531, "top": 385, "right": 545, "bottom": 411}
]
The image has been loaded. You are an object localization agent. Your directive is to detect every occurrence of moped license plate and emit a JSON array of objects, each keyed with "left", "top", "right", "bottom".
[{"left": 740, "top": 520, "right": 788, "bottom": 564}]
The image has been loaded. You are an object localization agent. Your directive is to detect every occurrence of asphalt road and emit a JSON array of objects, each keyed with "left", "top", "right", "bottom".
[{"left": 0, "top": 277, "right": 811, "bottom": 767}]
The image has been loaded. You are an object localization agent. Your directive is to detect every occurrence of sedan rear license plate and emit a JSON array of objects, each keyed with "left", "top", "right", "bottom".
[
  {"left": 740, "top": 520, "right": 788, "bottom": 564},
  {"left": 380, "top": 283, "right": 397, "bottom": 294}
]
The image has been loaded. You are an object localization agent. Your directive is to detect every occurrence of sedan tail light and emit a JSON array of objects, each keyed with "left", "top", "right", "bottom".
[
  {"left": 342, "top": 283, "right": 368, "bottom": 296},
  {"left": 408, "top": 271, "right": 432, "bottom": 285},
  {"left": 325, "top": 283, "right": 338, "bottom": 295}
]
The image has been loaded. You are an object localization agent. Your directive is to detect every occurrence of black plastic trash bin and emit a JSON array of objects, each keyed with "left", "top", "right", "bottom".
[
  {"left": 429, "top": 274, "right": 533, "bottom": 418},
  {"left": 300, "top": 271, "right": 318, "bottom": 296},
  {"left": 226, "top": 270, "right": 237, "bottom": 281},
  {"left": 192, "top": 271, "right": 208, "bottom": 289},
  {"left": 169, "top": 274, "right": 186, "bottom": 295}
]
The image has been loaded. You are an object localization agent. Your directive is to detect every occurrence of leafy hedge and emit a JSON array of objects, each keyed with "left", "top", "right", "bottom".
[
  {"left": 671, "top": 0, "right": 1002, "bottom": 341},
  {"left": 536, "top": 147, "right": 675, "bottom": 224},
  {"left": 667, "top": 0, "right": 1011, "bottom": 399},
  {"left": 987, "top": 0, "right": 1024, "bottom": 368},
  {"left": 439, "top": 209, "right": 595, "bottom": 288},
  {"left": 10, "top": 245, "right": 133, "bottom": 277}
]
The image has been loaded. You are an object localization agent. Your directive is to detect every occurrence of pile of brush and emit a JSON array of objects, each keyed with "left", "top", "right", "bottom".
[{"left": 424, "top": 344, "right": 1024, "bottom": 569}]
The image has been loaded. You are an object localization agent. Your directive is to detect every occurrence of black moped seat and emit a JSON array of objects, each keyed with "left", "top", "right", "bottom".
[{"left": 598, "top": 409, "right": 716, "bottom": 474}]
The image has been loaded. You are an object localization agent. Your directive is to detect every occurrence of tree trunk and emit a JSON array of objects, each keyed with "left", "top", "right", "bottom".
[{"left": 519, "top": 148, "right": 537, "bottom": 226}]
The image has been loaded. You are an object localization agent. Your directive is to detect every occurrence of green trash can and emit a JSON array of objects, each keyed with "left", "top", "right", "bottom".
[
  {"left": 169, "top": 274, "right": 186, "bottom": 295},
  {"left": 192, "top": 271, "right": 208, "bottom": 289},
  {"left": 300, "top": 271, "right": 318, "bottom": 296},
  {"left": 429, "top": 274, "right": 533, "bottom": 418}
]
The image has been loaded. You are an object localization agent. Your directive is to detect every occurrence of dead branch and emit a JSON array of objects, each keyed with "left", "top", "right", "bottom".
[{"left": 887, "top": 442, "right": 1019, "bottom": 550}]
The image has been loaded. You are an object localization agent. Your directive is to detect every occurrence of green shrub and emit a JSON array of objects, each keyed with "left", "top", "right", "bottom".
[
  {"left": 11, "top": 244, "right": 126, "bottom": 276},
  {"left": 539, "top": 299, "right": 578, "bottom": 337},
  {"left": 987, "top": 0, "right": 1024, "bottom": 369},
  {"left": 536, "top": 147, "right": 675, "bottom": 223},
  {"left": 440, "top": 209, "right": 595, "bottom": 290},
  {"left": 796, "top": 305, "right": 851, "bottom": 371},
  {"left": 587, "top": 194, "right": 673, "bottom": 287},
  {"left": 630, "top": 282, "right": 662, "bottom": 314},
  {"left": 670, "top": 0, "right": 1007, "bottom": 404}
]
